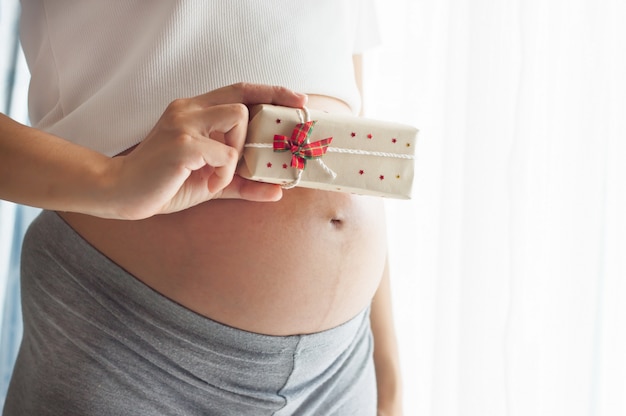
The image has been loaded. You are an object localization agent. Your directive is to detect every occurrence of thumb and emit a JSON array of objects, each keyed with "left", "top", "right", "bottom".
[{"left": 217, "top": 175, "right": 283, "bottom": 202}]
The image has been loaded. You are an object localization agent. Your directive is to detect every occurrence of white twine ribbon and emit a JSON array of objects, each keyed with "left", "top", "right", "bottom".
[
  {"left": 245, "top": 107, "right": 415, "bottom": 189},
  {"left": 245, "top": 143, "right": 416, "bottom": 160}
]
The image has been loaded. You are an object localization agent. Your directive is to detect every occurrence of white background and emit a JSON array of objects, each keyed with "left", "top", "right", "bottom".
[{"left": 366, "top": 0, "right": 626, "bottom": 414}]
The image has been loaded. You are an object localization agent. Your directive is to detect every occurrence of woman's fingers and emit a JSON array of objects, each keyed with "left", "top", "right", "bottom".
[
  {"left": 185, "top": 104, "right": 248, "bottom": 193},
  {"left": 218, "top": 175, "right": 283, "bottom": 202},
  {"left": 190, "top": 83, "right": 308, "bottom": 110},
  {"left": 186, "top": 103, "right": 285, "bottom": 201},
  {"left": 162, "top": 83, "right": 308, "bottom": 193},
  {"left": 117, "top": 84, "right": 301, "bottom": 216},
  {"left": 168, "top": 103, "right": 269, "bottom": 199}
]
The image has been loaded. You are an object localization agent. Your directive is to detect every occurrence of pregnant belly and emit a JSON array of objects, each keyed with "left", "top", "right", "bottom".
[
  {"left": 60, "top": 189, "right": 387, "bottom": 335},
  {"left": 59, "top": 96, "right": 388, "bottom": 335}
]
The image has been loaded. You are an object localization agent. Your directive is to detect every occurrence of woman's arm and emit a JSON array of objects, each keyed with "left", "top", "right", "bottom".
[
  {"left": 371, "top": 256, "right": 404, "bottom": 416},
  {"left": 0, "top": 112, "right": 118, "bottom": 216},
  {"left": 0, "top": 83, "right": 306, "bottom": 219}
]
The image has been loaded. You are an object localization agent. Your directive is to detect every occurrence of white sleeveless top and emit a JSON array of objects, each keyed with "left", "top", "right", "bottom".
[{"left": 19, "top": 0, "right": 380, "bottom": 156}]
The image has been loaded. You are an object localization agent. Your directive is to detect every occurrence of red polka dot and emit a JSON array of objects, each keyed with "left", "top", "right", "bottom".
[
  {"left": 359, "top": 170, "right": 365, "bottom": 175},
  {"left": 379, "top": 175, "right": 385, "bottom": 180},
  {"left": 267, "top": 162, "right": 272, "bottom": 168}
]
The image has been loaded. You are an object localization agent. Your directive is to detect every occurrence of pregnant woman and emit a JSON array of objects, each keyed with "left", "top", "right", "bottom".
[{"left": 0, "top": 2, "right": 402, "bottom": 415}]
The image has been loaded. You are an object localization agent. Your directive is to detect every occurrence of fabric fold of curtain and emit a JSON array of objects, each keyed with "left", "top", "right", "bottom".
[
  {"left": 0, "top": 0, "right": 41, "bottom": 404},
  {"left": 366, "top": 0, "right": 625, "bottom": 414}
]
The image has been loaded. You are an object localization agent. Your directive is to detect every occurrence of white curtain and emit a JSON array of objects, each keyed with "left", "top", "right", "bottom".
[
  {"left": 366, "top": 0, "right": 626, "bottom": 414},
  {"left": 0, "top": 0, "right": 40, "bottom": 404}
]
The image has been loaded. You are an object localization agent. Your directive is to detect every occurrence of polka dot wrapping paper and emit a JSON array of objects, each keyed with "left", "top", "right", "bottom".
[{"left": 238, "top": 105, "right": 418, "bottom": 199}]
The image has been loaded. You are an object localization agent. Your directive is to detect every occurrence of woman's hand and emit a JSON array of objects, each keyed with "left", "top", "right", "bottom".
[
  {"left": 107, "top": 83, "right": 307, "bottom": 219},
  {"left": 0, "top": 83, "right": 307, "bottom": 219}
]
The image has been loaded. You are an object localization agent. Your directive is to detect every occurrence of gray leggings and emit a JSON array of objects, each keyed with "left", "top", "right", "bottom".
[{"left": 3, "top": 211, "right": 376, "bottom": 415}]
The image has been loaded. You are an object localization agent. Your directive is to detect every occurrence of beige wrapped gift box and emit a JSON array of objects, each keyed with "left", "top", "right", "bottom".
[{"left": 237, "top": 104, "right": 418, "bottom": 199}]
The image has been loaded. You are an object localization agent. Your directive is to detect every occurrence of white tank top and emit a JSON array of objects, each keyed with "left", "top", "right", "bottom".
[{"left": 19, "top": 0, "right": 380, "bottom": 156}]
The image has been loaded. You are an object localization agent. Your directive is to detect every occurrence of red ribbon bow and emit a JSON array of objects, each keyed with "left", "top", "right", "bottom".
[{"left": 273, "top": 120, "right": 333, "bottom": 170}]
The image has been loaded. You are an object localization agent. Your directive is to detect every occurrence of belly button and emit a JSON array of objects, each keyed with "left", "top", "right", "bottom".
[{"left": 330, "top": 218, "right": 343, "bottom": 228}]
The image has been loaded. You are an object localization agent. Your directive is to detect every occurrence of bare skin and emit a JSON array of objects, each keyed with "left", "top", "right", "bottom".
[{"left": 59, "top": 94, "right": 388, "bottom": 335}]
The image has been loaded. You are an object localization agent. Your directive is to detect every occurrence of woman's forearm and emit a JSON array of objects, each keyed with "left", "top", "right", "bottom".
[
  {"left": 0, "top": 112, "right": 115, "bottom": 216},
  {"left": 371, "top": 254, "right": 404, "bottom": 416}
]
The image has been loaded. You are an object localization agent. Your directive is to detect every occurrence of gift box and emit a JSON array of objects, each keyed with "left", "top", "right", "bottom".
[{"left": 237, "top": 104, "right": 418, "bottom": 199}]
